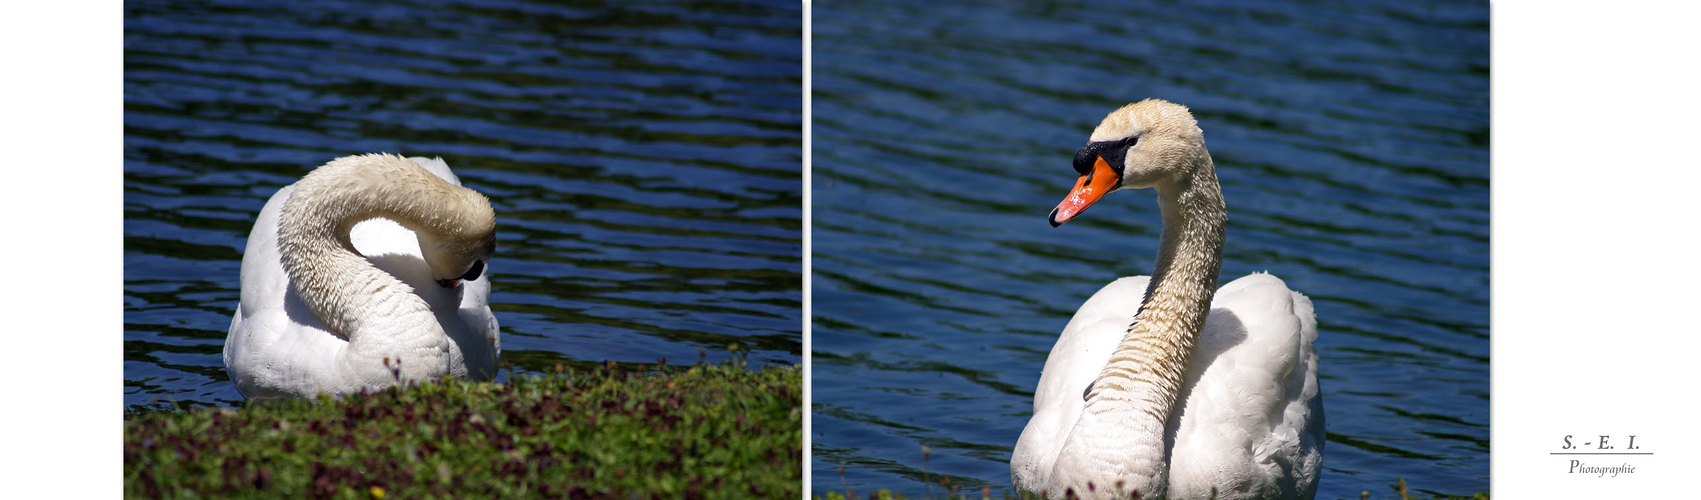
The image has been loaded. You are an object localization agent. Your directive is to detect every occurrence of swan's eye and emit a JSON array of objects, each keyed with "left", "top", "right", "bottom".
[
  {"left": 460, "top": 260, "right": 485, "bottom": 281},
  {"left": 1124, "top": 135, "right": 1138, "bottom": 148}
]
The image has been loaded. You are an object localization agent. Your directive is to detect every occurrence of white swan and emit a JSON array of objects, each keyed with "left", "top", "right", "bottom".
[
  {"left": 225, "top": 153, "right": 501, "bottom": 401},
  {"left": 1010, "top": 100, "right": 1323, "bottom": 499}
]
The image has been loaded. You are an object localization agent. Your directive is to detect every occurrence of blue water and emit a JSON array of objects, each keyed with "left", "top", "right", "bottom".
[
  {"left": 123, "top": 0, "right": 802, "bottom": 410},
  {"left": 810, "top": 1, "right": 1488, "bottom": 498}
]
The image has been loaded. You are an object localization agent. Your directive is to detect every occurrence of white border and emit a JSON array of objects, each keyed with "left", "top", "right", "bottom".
[
  {"left": 1495, "top": 1, "right": 1701, "bottom": 497},
  {"left": 0, "top": 0, "right": 124, "bottom": 493},
  {"left": 800, "top": 1, "right": 814, "bottom": 497}
]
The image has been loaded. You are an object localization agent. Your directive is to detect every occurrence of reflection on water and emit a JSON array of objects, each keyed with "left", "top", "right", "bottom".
[
  {"left": 124, "top": 0, "right": 801, "bottom": 409},
  {"left": 811, "top": 1, "right": 1487, "bottom": 498}
]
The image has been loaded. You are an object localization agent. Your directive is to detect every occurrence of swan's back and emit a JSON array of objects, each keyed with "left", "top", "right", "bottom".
[
  {"left": 225, "top": 156, "right": 499, "bottom": 400},
  {"left": 407, "top": 156, "right": 461, "bottom": 185},
  {"left": 227, "top": 182, "right": 331, "bottom": 398},
  {"left": 1168, "top": 273, "right": 1322, "bottom": 499},
  {"left": 1011, "top": 273, "right": 1322, "bottom": 499}
]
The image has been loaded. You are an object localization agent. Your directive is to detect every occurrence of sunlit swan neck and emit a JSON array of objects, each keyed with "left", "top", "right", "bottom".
[
  {"left": 277, "top": 153, "right": 494, "bottom": 383},
  {"left": 1058, "top": 150, "right": 1225, "bottom": 495}
]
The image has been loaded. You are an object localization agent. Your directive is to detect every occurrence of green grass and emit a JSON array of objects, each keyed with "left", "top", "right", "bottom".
[{"left": 125, "top": 361, "right": 801, "bottom": 499}]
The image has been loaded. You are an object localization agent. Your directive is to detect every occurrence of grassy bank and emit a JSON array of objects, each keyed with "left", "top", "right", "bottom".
[{"left": 125, "top": 362, "right": 801, "bottom": 499}]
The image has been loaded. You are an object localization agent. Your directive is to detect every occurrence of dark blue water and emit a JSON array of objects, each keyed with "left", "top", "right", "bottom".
[
  {"left": 123, "top": 0, "right": 802, "bottom": 410},
  {"left": 810, "top": 1, "right": 1488, "bottom": 498}
]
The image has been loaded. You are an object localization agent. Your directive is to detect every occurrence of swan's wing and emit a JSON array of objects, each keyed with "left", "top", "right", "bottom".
[
  {"left": 1012, "top": 276, "right": 1149, "bottom": 491},
  {"left": 1285, "top": 288, "right": 1323, "bottom": 499},
  {"left": 226, "top": 291, "right": 350, "bottom": 401},
  {"left": 232, "top": 185, "right": 293, "bottom": 326},
  {"left": 1167, "top": 272, "right": 1323, "bottom": 499},
  {"left": 227, "top": 183, "right": 295, "bottom": 398},
  {"left": 227, "top": 183, "right": 347, "bottom": 400},
  {"left": 407, "top": 156, "right": 461, "bottom": 186}
]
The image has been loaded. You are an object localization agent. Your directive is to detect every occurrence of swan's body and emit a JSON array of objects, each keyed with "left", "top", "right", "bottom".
[
  {"left": 225, "top": 154, "right": 500, "bottom": 401},
  {"left": 1010, "top": 100, "right": 1323, "bottom": 499}
]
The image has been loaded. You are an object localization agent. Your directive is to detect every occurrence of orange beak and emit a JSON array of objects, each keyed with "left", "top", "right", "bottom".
[{"left": 1049, "top": 156, "right": 1121, "bottom": 227}]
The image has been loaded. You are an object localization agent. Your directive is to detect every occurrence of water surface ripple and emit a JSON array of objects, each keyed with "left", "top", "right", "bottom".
[
  {"left": 124, "top": 0, "right": 802, "bottom": 409},
  {"left": 811, "top": 1, "right": 1488, "bottom": 497}
]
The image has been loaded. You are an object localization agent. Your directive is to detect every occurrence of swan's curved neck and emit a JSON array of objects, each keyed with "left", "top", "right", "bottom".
[
  {"left": 277, "top": 154, "right": 488, "bottom": 381},
  {"left": 1068, "top": 151, "right": 1226, "bottom": 494}
]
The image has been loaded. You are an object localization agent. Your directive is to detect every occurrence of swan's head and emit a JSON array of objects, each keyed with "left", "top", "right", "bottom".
[
  {"left": 418, "top": 191, "right": 497, "bottom": 289},
  {"left": 1049, "top": 99, "right": 1207, "bottom": 227}
]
